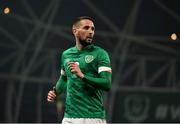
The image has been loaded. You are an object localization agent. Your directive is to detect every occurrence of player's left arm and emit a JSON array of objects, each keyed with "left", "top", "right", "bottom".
[
  {"left": 82, "top": 71, "right": 112, "bottom": 91},
  {"left": 82, "top": 49, "right": 112, "bottom": 91},
  {"left": 68, "top": 49, "right": 112, "bottom": 91},
  {"left": 68, "top": 63, "right": 112, "bottom": 91}
]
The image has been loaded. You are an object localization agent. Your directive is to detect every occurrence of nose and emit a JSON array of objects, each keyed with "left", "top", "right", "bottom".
[{"left": 89, "top": 29, "right": 94, "bottom": 35}]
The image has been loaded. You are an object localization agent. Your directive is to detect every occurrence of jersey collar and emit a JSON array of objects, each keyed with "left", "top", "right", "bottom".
[{"left": 75, "top": 44, "right": 94, "bottom": 52}]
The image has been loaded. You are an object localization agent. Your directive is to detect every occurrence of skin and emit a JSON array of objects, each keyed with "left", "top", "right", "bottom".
[{"left": 47, "top": 19, "right": 95, "bottom": 102}]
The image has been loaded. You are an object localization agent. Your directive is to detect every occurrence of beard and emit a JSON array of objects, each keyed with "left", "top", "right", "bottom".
[{"left": 79, "top": 38, "right": 93, "bottom": 47}]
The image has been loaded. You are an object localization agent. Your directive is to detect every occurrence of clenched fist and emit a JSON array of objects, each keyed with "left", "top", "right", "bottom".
[
  {"left": 47, "top": 87, "right": 56, "bottom": 102},
  {"left": 68, "top": 62, "right": 84, "bottom": 78}
]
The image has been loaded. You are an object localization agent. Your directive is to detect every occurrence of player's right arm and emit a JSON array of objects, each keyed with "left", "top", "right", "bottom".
[
  {"left": 47, "top": 73, "right": 67, "bottom": 102},
  {"left": 47, "top": 53, "right": 67, "bottom": 102}
]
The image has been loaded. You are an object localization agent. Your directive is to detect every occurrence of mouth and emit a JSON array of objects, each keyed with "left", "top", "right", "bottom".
[
  {"left": 87, "top": 36, "right": 92, "bottom": 38},
  {"left": 86, "top": 36, "right": 93, "bottom": 40},
  {"left": 86, "top": 37, "right": 93, "bottom": 42}
]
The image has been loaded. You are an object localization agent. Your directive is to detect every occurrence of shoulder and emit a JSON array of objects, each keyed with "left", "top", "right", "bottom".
[
  {"left": 93, "top": 45, "right": 109, "bottom": 55},
  {"left": 92, "top": 45, "right": 111, "bottom": 62},
  {"left": 62, "top": 46, "right": 76, "bottom": 55}
]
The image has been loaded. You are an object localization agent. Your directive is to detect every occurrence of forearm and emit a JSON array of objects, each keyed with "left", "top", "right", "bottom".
[
  {"left": 82, "top": 72, "right": 112, "bottom": 91},
  {"left": 55, "top": 75, "right": 67, "bottom": 95}
]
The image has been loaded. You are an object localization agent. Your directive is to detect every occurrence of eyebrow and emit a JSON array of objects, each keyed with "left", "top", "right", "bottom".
[{"left": 83, "top": 25, "right": 95, "bottom": 29}]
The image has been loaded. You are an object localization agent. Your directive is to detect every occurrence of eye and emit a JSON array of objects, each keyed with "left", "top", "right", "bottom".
[
  {"left": 91, "top": 27, "right": 95, "bottom": 31},
  {"left": 83, "top": 26, "right": 95, "bottom": 31},
  {"left": 83, "top": 26, "right": 89, "bottom": 30}
]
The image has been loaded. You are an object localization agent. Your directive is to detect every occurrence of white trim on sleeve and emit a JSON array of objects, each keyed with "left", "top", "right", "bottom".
[
  {"left": 61, "top": 69, "right": 66, "bottom": 76},
  {"left": 98, "top": 66, "right": 111, "bottom": 73}
]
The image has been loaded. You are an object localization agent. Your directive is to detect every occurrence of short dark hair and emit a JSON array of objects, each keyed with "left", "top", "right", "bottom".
[{"left": 73, "top": 16, "right": 94, "bottom": 27}]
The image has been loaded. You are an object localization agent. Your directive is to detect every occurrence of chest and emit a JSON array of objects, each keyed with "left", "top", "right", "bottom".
[{"left": 63, "top": 52, "right": 98, "bottom": 76}]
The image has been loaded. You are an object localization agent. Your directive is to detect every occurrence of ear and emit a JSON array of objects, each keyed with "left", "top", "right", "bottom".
[{"left": 72, "top": 26, "right": 77, "bottom": 35}]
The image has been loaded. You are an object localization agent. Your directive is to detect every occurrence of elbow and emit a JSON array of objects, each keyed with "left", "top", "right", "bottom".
[
  {"left": 104, "top": 87, "right": 110, "bottom": 91},
  {"left": 104, "top": 80, "right": 112, "bottom": 91},
  {"left": 106, "top": 84, "right": 112, "bottom": 91},
  {"left": 105, "top": 75, "right": 112, "bottom": 91}
]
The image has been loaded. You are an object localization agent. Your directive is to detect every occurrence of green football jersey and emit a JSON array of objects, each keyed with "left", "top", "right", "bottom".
[{"left": 60, "top": 44, "right": 111, "bottom": 119}]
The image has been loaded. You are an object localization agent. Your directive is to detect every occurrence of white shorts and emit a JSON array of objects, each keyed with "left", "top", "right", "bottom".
[{"left": 62, "top": 118, "right": 106, "bottom": 124}]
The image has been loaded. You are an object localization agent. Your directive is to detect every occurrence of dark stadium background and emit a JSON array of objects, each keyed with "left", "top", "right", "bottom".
[{"left": 0, "top": 0, "right": 180, "bottom": 123}]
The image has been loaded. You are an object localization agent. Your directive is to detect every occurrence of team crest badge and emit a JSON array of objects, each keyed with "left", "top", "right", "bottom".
[{"left": 85, "top": 55, "right": 94, "bottom": 63}]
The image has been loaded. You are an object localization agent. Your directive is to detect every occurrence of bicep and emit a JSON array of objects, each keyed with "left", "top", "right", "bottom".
[{"left": 97, "top": 50, "right": 112, "bottom": 74}]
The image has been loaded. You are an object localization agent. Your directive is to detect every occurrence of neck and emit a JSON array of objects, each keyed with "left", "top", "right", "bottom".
[
  {"left": 76, "top": 42, "right": 84, "bottom": 50},
  {"left": 76, "top": 39, "right": 90, "bottom": 50}
]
